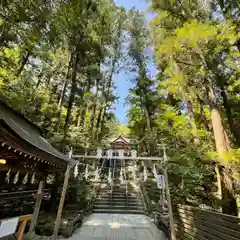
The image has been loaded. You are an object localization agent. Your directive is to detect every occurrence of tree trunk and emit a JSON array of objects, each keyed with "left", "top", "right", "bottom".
[
  {"left": 222, "top": 168, "right": 238, "bottom": 216},
  {"left": 76, "top": 108, "right": 82, "bottom": 127},
  {"left": 55, "top": 53, "right": 73, "bottom": 131},
  {"left": 96, "top": 106, "right": 103, "bottom": 136},
  {"left": 41, "top": 91, "right": 55, "bottom": 132},
  {"left": 214, "top": 164, "right": 222, "bottom": 210},
  {"left": 209, "top": 87, "right": 228, "bottom": 154},
  {"left": 79, "top": 80, "right": 92, "bottom": 127},
  {"left": 58, "top": 81, "right": 68, "bottom": 110},
  {"left": 187, "top": 101, "right": 197, "bottom": 133},
  {"left": 220, "top": 85, "right": 240, "bottom": 146},
  {"left": 140, "top": 92, "right": 154, "bottom": 155},
  {"left": 90, "top": 79, "right": 99, "bottom": 139},
  {"left": 17, "top": 50, "right": 32, "bottom": 77},
  {"left": 79, "top": 107, "right": 86, "bottom": 127},
  {"left": 186, "top": 100, "right": 200, "bottom": 144},
  {"left": 197, "top": 96, "right": 210, "bottom": 131},
  {"left": 61, "top": 52, "right": 79, "bottom": 150},
  {"left": 208, "top": 86, "right": 237, "bottom": 215},
  {"left": 35, "top": 78, "right": 42, "bottom": 90},
  {"left": 98, "top": 106, "right": 106, "bottom": 140},
  {"left": 83, "top": 104, "right": 89, "bottom": 129},
  {"left": 90, "top": 104, "right": 97, "bottom": 139}
]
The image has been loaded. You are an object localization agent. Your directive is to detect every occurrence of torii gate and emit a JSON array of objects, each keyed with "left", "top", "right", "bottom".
[{"left": 71, "top": 145, "right": 176, "bottom": 240}]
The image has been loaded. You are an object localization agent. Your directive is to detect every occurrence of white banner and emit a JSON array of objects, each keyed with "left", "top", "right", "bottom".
[{"left": 107, "top": 149, "right": 113, "bottom": 159}]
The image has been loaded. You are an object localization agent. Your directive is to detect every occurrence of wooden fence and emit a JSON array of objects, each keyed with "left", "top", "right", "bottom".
[{"left": 173, "top": 205, "right": 240, "bottom": 240}]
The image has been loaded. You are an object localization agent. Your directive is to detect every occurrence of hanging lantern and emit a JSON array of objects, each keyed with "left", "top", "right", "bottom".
[
  {"left": 5, "top": 168, "right": 11, "bottom": 183},
  {"left": 0, "top": 159, "right": 7, "bottom": 164},
  {"left": 47, "top": 174, "right": 55, "bottom": 184},
  {"left": 31, "top": 172, "right": 36, "bottom": 184},
  {"left": 74, "top": 164, "right": 79, "bottom": 178},
  {"left": 13, "top": 171, "right": 20, "bottom": 184}
]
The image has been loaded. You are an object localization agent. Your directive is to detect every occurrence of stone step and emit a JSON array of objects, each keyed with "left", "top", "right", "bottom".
[
  {"left": 93, "top": 205, "right": 144, "bottom": 210},
  {"left": 99, "top": 187, "right": 110, "bottom": 190},
  {"left": 94, "top": 205, "right": 143, "bottom": 210},
  {"left": 98, "top": 192, "right": 112, "bottom": 196},
  {"left": 94, "top": 200, "right": 143, "bottom": 206},
  {"left": 112, "top": 189, "right": 139, "bottom": 193},
  {"left": 111, "top": 193, "right": 127, "bottom": 196},
  {"left": 110, "top": 194, "right": 141, "bottom": 199},
  {"left": 94, "top": 199, "right": 142, "bottom": 204},
  {"left": 98, "top": 191, "right": 111, "bottom": 194},
  {"left": 95, "top": 198, "right": 142, "bottom": 205},
  {"left": 111, "top": 196, "right": 141, "bottom": 200},
  {"left": 92, "top": 208, "right": 145, "bottom": 214},
  {"left": 97, "top": 192, "right": 140, "bottom": 197},
  {"left": 96, "top": 196, "right": 141, "bottom": 201}
]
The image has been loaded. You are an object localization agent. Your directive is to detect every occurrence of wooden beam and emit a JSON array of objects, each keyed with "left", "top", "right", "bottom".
[
  {"left": 29, "top": 180, "right": 45, "bottom": 232},
  {"left": 52, "top": 164, "right": 71, "bottom": 240},
  {"left": 73, "top": 154, "right": 163, "bottom": 161}
]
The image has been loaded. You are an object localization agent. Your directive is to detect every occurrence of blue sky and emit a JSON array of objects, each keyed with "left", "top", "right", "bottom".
[
  {"left": 113, "top": 0, "right": 149, "bottom": 125},
  {"left": 115, "top": 0, "right": 147, "bottom": 10}
]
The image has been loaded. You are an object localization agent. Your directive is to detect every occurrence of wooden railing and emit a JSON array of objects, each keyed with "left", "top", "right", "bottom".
[
  {"left": 17, "top": 215, "right": 32, "bottom": 240},
  {"left": 173, "top": 204, "right": 240, "bottom": 240}
]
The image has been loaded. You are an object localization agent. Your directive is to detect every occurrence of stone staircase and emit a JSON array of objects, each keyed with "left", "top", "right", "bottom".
[
  {"left": 93, "top": 161, "right": 145, "bottom": 214},
  {"left": 93, "top": 182, "right": 145, "bottom": 214}
]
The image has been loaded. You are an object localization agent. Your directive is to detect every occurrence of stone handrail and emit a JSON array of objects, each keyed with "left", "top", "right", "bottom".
[{"left": 123, "top": 160, "right": 128, "bottom": 207}]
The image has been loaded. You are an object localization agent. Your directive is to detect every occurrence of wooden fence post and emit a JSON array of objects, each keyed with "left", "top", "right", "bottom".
[
  {"left": 29, "top": 180, "right": 45, "bottom": 232},
  {"left": 163, "top": 146, "right": 176, "bottom": 240},
  {"left": 52, "top": 164, "right": 71, "bottom": 240}
]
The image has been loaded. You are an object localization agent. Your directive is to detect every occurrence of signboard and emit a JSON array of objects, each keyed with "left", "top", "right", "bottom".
[
  {"left": 157, "top": 174, "right": 165, "bottom": 189},
  {"left": 0, "top": 217, "right": 19, "bottom": 238}
]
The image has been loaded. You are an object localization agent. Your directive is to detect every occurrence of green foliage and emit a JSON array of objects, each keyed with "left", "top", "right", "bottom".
[
  {"left": 0, "top": 0, "right": 132, "bottom": 152},
  {"left": 126, "top": 0, "right": 240, "bottom": 211},
  {"left": 118, "top": 125, "right": 130, "bottom": 135}
]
